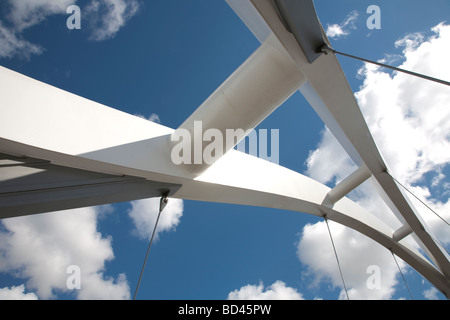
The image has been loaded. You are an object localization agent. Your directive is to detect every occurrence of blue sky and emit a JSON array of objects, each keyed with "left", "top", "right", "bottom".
[{"left": 0, "top": 0, "right": 449, "bottom": 300}]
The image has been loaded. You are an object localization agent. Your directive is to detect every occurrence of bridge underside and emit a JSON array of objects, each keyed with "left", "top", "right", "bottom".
[{"left": 0, "top": 0, "right": 448, "bottom": 298}]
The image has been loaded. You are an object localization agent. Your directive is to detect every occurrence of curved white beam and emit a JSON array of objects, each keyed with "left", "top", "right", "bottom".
[{"left": 187, "top": 151, "right": 450, "bottom": 298}]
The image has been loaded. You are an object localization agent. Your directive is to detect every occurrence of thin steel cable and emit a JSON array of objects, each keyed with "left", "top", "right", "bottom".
[
  {"left": 385, "top": 171, "right": 450, "bottom": 228},
  {"left": 324, "top": 217, "right": 350, "bottom": 300},
  {"left": 429, "top": 233, "right": 450, "bottom": 256},
  {"left": 391, "top": 251, "right": 414, "bottom": 300},
  {"left": 133, "top": 196, "right": 168, "bottom": 300},
  {"left": 320, "top": 45, "right": 450, "bottom": 87}
]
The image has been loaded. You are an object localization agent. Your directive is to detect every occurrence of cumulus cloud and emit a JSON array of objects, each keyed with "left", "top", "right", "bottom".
[
  {"left": 227, "top": 281, "right": 304, "bottom": 300},
  {"left": 356, "top": 23, "right": 450, "bottom": 186},
  {"left": 326, "top": 10, "right": 359, "bottom": 40},
  {"left": 300, "top": 22, "right": 450, "bottom": 299},
  {"left": 128, "top": 198, "right": 184, "bottom": 241},
  {"left": 0, "top": 206, "right": 130, "bottom": 300},
  {"left": 354, "top": 22, "right": 450, "bottom": 242},
  {"left": 297, "top": 221, "right": 402, "bottom": 300},
  {"left": 0, "top": 197, "right": 183, "bottom": 300},
  {"left": 85, "top": 0, "right": 141, "bottom": 41},
  {"left": 0, "top": 285, "right": 38, "bottom": 300}
]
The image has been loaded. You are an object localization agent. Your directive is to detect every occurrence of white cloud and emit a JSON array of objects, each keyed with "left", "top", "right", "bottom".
[
  {"left": 297, "top": 221, "right": 401, "bottom": 300},
  {"left": 0, "top": 206, "right": 130, "bottom": 300},
  {"left": 135, "top": 113, "right": 161, "bottom": 123},
  {"left": 0, "top": 0, "right": 69, "bottom": 59},
  {"left": 423, "top": 287, "right": 440, "bottom": 300},
  {"left": 227, "top": 281, "right": 304, "bottom": 300},
  {"left": 356, "top": 23, "right": 450, "bottom": 186},
  {"left": 0, "top": 0, "right": 140, "bottom": 60},
  {"left": 395, "top": 32, "right": 424, "bottom": 52},
  {"left": 0, "top": 21, "right": 43, "bottom": 59},
  {"left": 0, "top": 285, "right": 38, "bottom": 300},
  {"left": 301, "top": 22, "right": 450, "bottom": 299},
  {"left": 148, "top": 113, "right": 161, "bottom": 124},
  {"left": 86, "top": 0, "right": 141, "bottom": 41},
  {"left": 354, "top": 22, "right": 450, "bottom": 243},
  {"left": 76, "top": 272, "right": 129, "bottom": 300},
  {"left": 305, "top": 127, "right": 356, "bottom": 186},
  {"left": 326, "top": 10, "right": 359, "bottom": 40},
  {"left": 6, "top": 0, "right": 75, "bottom": 32},
  {"left": 128, "top": 198, "right": 184, "bottom": 241},
  {"left": 431, "top": 168, "right": 445, "bottom": 188},
  {"left": 0, "top": 198, "right": 183, "bottom": 300}
]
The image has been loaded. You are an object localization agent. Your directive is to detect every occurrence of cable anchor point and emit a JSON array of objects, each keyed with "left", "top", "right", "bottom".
[
  {"left": 159, "top": 191, "right": 169, "bottom": 212},
  {"left": 318, "top": 43, "right": 335, "bottom": 55}
]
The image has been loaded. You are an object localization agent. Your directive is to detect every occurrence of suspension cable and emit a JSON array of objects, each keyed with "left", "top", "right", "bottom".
[
  {"left": 385, "top": 170, "right": 450, "bottom": 228},
  {"left": 324, "top": 217, "right": 350, "bottom": 300},
  {"left": 391, "top": 251, "right": 414, "bottom": 300},
  {"left": 133, "top": 194, "right": 169, "bottom": 300},
  {"left": 320, "top": 44, "right": 450, "bottom": 87}
]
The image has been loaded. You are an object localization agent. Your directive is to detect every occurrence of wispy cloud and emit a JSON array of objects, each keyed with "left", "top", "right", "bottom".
[
  {"left": 423, "top": 287, "right": 440, "bottom": 300},
  {"left": 135, "top": 113, "right": 162, "bottom": 124},
  {"left": 0, "top": 0, "right": 73, "bottom": 59},
  {"left": 6, "top": 0, "right": 74, "bottom": 32},
  {"left": 0, "top": 0, "right": 141, "bottom": 60},
  {"left": 326, "top": 10, "right": 359, "bottom": 40},
  {"left": 228, "top": 281, "right": 304, "bottom": 300},
  {"left": 147, "top": 113, "right": 161, "bottom": 124},
  {"left": 85, "top": 0, "right": 141, "bottom": 41},
  {"left": 0, "top": 21, "right": 43, "bottom": 59}
]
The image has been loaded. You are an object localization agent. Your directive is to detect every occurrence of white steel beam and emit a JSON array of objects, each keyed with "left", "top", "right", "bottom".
[
  {"left": 393, "top": 224, "right": 414, "bottom": 243},
  {"left": 323, "top": 164, "right": 372, "bottom": 207}
]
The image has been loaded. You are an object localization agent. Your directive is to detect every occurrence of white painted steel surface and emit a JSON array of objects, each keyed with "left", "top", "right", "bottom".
[{"left": 0, "top": 0, "right": 448, "bottom": 297}]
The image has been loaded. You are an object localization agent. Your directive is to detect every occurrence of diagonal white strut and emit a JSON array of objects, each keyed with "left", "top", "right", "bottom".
[
  {"left": 322, "top": 164, "right": 372, "bottom": 208},
  {"left": 172, "top": 34, "right": 306, "bottom": 175}
]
